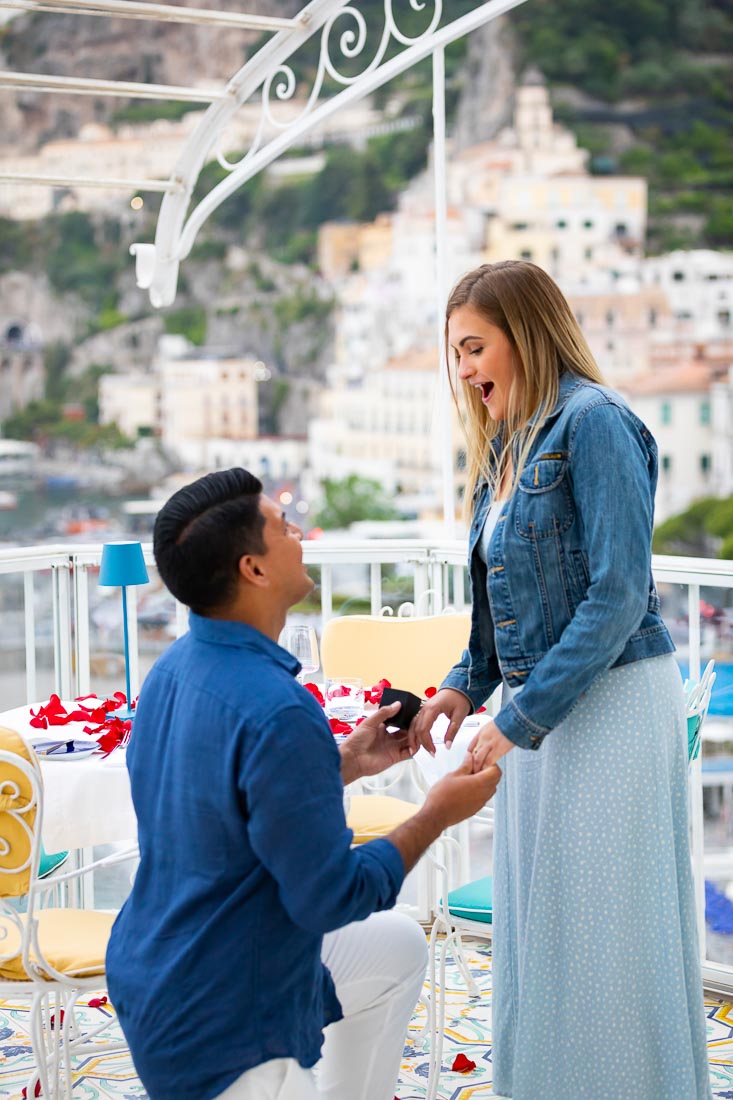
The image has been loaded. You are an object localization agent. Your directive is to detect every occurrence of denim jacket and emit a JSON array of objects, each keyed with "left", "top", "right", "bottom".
[{"left": 441, "top": 372, "right": 675, "bottom": 750}]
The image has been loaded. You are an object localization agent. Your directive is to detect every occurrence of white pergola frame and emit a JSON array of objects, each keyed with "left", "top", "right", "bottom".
[{"left": 0, "top": 0, "right": 528, "bottom": 530}]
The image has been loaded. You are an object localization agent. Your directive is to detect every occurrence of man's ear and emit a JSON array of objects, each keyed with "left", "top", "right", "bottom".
[{"left": 238, "top": 553, "right": 267, "bottom": 587}]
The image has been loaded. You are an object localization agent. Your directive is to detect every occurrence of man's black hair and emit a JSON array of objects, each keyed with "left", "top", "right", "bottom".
[{"left": 153, "top": 468, "right": 265, "bottom": 614}]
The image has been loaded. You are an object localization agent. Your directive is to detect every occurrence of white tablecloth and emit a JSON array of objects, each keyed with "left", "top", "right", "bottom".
[{"left": 0, "top": 703, "right": 137, "bottom": 851}]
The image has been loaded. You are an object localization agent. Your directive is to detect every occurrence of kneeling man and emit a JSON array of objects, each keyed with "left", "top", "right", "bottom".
[{"left": 106, "top": 468, "right": 500, "bottom": 1100}]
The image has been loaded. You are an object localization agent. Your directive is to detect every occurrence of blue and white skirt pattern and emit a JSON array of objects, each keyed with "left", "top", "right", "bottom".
[{"left": 491, "top": 654, "right": 713, "bottom": 1100}]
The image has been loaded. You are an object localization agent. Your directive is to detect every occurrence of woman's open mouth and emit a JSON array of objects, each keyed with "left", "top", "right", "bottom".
[{"left": 480, "top": 382, "right": 495, "bottom": 404}]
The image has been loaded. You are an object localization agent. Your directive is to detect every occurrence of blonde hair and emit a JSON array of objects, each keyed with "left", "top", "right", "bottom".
[{"left": 446, "top": 261, "right": 605, "bottom": 516}]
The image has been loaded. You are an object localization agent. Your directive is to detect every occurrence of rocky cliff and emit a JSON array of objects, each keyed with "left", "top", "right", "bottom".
[{"left": 0, "top": 0, "right": 300, "bottom": 151}]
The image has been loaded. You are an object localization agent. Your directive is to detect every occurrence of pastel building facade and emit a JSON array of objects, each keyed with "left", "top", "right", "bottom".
[
  {"left": 568, "top": 285, "right": 671, "bottom": 382},
  {"left": 643, "top": 250, "right": 733, "bottom": 339},
  {"left": 99, "top": 337, "right": 259, "bottom": 467},
  {"left": 307, "top": 348, "right": 468, "bottom": 517},
  {"left": 619, "top": 366, "right": 715, "bottom": 522}
]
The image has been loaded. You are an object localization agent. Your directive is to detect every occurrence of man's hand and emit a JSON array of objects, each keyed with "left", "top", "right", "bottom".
[
  {"left": 468, "top": 720, "right": 515, "bottom": 769},
  {"left": 409, "top": 687, "right": 472, "bottom": 756},
  {"left": 339, "top": 701, "right": 414, "bottom": 784},
  {"left": 387, "top": 754, "right": 502, "bottom": 875},
  {"left": 424, "top": 754, "right": 502, "bottom": 830}
]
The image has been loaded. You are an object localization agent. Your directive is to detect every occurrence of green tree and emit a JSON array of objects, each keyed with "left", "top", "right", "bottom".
[
  {"left": 163, "top": 305, "right": 207, "bottom": 346},
  {"left": 43, "top": 211, "right": 124, "bottom": 311},
  {"left": 0, "top": 216, "right": 33, "bottom": 273},
  {"left": 653, "top": 495, "right": 733, "bottom": 557},
  {"left": 315, "top": 475, "right": 399, "bottom": 530},
  {"left": 706, "top": 197, "right": 733, "bottom": 247},
  {"left": 43, "top": 342, "right": 72, "bottom": 402}
]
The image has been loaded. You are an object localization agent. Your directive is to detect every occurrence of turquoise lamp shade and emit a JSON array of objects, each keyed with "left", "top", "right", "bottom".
[
  {"left": 98, "top": 541, "right": 149, "bottom": 719},
  {"left": 99, "top": 541, "right": 149, "bottom": 588}
]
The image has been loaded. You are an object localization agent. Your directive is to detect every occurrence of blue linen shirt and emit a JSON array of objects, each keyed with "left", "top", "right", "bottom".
[{"left": 106, "top": 613, "right": 405, "bottom": 1100}]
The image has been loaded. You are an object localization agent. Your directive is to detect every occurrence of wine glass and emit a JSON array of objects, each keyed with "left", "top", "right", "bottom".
[{"left": 280, "top": 624, "right": 320, "bottom": 683}]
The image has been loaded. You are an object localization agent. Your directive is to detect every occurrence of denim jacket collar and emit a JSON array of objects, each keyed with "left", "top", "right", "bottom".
[
  {"left": 476, "top": 371, "right": 583, "bottom": 504},
  {"left": 526, "top": 370, "right": 583, "bottom": 428}
]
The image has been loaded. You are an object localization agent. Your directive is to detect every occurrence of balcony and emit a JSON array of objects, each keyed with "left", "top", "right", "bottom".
[{"left": 2, "top": 537, "right": 733, "bottom": 1097}]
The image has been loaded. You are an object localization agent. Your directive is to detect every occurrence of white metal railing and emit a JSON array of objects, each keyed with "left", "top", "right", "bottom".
[
  {"left": 0, "top": 540, "right": 730, "bottom": 704},
  {"left": 2, "top": 539, "right": 733, "bottom": 990},
  {"left": 0, "top": 539, "right": 462, "bottom": 705}
]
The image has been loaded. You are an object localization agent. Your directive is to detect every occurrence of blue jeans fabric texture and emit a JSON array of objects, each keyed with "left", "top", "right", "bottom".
[{"left": 441, "top": 373, "right": 675, "bottom": 749}]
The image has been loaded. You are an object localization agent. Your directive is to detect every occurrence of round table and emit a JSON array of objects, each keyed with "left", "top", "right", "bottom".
[{"left": 0, "top": 702, "right": 137, "bottom": 851}]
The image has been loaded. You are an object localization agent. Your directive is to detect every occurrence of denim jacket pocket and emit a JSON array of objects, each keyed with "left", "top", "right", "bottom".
[{"left": 515, "top": 454, "right": 574, "bottom": 539}]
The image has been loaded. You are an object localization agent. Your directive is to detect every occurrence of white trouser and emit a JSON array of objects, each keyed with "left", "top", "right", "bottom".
[{"left": 215, "top": 910, "right": 427, "bottom": 1100}]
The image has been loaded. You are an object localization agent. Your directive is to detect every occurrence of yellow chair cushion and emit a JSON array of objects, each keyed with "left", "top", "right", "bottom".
[
  {"left": 347, "top": 794, "right": 420, "bottom": 844},
  {"left": 0, "top": 908, "right": 115, "bottom": 981}
]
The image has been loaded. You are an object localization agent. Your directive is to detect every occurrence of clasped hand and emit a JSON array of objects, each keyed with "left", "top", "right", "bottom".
[{"left": 467, "top": 719, "right": 515, "bottom": 769}]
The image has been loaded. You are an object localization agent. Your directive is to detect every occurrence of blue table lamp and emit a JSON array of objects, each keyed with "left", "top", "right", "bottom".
[{"left": 98, "top": 541, "right": 149, "bottom": 720}]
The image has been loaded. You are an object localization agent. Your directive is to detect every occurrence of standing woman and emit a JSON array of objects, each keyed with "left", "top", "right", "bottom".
[{"left": 413, "top": 261, "right": 712, "bottom": 1100}]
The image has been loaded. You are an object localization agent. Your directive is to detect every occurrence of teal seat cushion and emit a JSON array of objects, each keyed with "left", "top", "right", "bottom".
[
  {"left": 38, "top": 844, "right": 69, "bottom": 880},
  {"left": 688, "top": 714, "right": 702, "bottom": 762},
  {"left": 447, "top": 875, "right": 493, "bottom": 924}
]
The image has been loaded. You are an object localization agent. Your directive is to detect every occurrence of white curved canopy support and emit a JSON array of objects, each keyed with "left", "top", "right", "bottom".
[
  {"left": 0, "top": 70, "right": 226, "bottom": 102},
  {"left": 137, "top": 0, "right": 529, "bottom": 308},
  {"left": 0, "top": 0, "right": 299, "bottom": 31}
]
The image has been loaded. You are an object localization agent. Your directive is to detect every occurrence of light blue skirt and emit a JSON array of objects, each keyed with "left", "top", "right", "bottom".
[{"left": 491, "top": 654, "right": 713, "bottom": 1100}]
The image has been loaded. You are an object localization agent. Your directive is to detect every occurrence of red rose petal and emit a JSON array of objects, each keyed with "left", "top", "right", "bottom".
[
  {"left": 476, "top": 705, "right": 487, "bottom": 713},
  {"left": 22, "top": 1082, "right": 42, "bottom": 1098},
  {"left": 424, "top": 686, "right": 437, "bottom": 698},
  {"left": 303, "top": 682, "right": 325, "bottom": 706},
  {"left": 451, "top": 1053, "right": 476, "bottom": 1073},
  {"left": 328, "top": 718, "right": 352, "bottom": 736},
  {"left": 88, "top": 995, "right": 108, "bottom": 1009}
]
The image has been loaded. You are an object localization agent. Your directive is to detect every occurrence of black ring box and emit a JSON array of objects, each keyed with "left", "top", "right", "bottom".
[{"left": 379, "top": 687, "right": 422, "bottom": 731}]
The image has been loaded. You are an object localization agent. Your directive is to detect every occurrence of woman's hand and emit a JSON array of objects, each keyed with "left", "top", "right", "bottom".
[
  {"left": 410, "top": 688, "right": 472, "bottom": 756},
  {"left": 468, "top": 720, "right": 515, "bottom": 769}
]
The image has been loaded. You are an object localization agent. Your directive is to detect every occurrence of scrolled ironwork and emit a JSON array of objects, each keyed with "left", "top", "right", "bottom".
[
  {"left": 214, "top": 0, "right": 442, "bottom": 173},
  {"left": 387, "top": 0, "right": 442, "bottom": 47}
]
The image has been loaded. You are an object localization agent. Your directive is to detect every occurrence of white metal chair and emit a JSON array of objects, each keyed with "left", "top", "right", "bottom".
[
  {"left": 0, "top": 725, "right": 137, "bottom": 1099},
  {"left": 415, "top": 835, "right": 491, "bottom": 1100}
]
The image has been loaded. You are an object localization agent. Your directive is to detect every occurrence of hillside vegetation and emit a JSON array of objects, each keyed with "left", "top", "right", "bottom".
[{"left": 513, "top": 0, "right": 733, "bottom": 251}]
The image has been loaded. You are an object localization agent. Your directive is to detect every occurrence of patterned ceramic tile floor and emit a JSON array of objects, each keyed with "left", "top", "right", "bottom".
[{"left": 3, "top": 938, "right": 733, "bottom": 1099}]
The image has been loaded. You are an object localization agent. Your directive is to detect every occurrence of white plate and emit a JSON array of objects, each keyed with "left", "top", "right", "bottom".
[{"left": 34, "top": 739, "right": 98, "bottom": 762}]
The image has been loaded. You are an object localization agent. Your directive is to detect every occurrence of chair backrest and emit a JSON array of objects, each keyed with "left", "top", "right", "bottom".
[
  {"left": 0, "top": 726, "right": 42, "bottom": 898},
  {"left": 320, "top": 612, "right": 471, "bottom": 697},
  {"left": 686, "top": 659, "right": 716, "bottom": 763}
]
